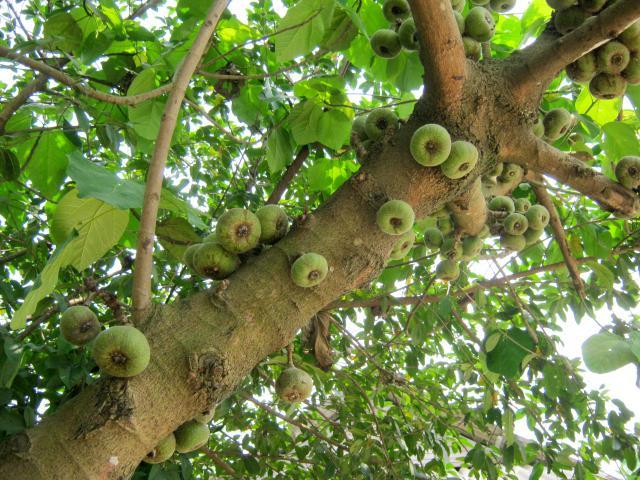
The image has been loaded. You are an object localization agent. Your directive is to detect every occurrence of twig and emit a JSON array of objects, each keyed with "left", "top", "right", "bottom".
[
  {"left": 184, "top": 98, "right": 253, "bottom": 145},
  {"left": 202, "top": 449, "right": 245, "bottom": 479},
  {"left": 0, "top": 248, "right": 28, "bottom": 266},
  {"left": 266, "top": 146, "right": 310, "bottom": 204}
]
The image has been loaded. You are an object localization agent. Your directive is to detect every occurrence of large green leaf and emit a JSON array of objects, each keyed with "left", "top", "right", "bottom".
[
  {"left": 485, "top": 328, "right": 536, "bottom": 379},
  {"left": 288, "top": 100, "right": 350, "bottom": 150},
  {"left": 602, "top": 122, "right": 640, "bottom": 162},
  {"left": 25, "top": 133, "right": 75, "bottom": 199},
  {"left": 581, "top": 332, "right": 636, "bottom": 374},
  {"left": 265, "top": 127, "right": 295, "bottom": 173},
  {"left": 43, "top": 12, "right": 83, "bottom": 52},
  {"left": 127, "top": 68, "right": 167, "bottom": 140}
]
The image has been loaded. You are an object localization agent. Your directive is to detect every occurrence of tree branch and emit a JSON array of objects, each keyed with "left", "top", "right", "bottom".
[
  {"left": 409, "top": 0, "right": 467, "bottom": 105},
  {"left": 505, "top": 137, "right": 639, "bottom": 217},
  {"left": 202, "top": 449, "right": 244, "bottom": 479},
  {"left": 530, "top": 175, "right": 586, "bottom": 299},
  {"left": 266, "top": 146, "right": 310, "bottom": 204},
  {"left": 447, "top": 178, "right": 487, "bottom": 236},
  {"left": 509, "top": 0, "right": 640, "bottom": 99},
  {"left": 0, "top": 75, "right": 48, "bottom": 134},
  {"left": 132, "top": 0, "right": 229, "bottom": 321}
]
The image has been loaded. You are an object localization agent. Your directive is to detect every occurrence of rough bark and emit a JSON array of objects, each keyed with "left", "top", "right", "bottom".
[{"left": 447, "top": 178, "right": 488, "bottom": 236}]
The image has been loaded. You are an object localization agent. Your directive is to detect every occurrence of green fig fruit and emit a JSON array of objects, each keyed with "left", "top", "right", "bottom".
[
  {"left": 60, "top": 305, "right": 101, "bottom": 346},
  {"left": 423, "top": 227, "right": 445, "bottom": 249},
  {"left": 216, "top": 208, "right": 261, "bottom": 254},
  {"left": 463, "top": 36, "right": 482, "bottom": 61},
  {"left": 524, "top": 227, "right": 544, "bottom": 245},
  {"left": 619, "top": 21, "right": 640, "bottom": 53},
  {"left": 589, "top": 72, "right": 627, "bottom": 99},
  {"left": 488, "top": 195, "right": 515, "bottom": 213},
  {"left": 454, "top": 11, "right": 465, "bottom": 35},
  {"left": 193, "top": 242, "right": 240, "bottom": 280},
  {"left": 547, "top": 0, "right": 577, "bottom": 10},
  {"left": 437, "top": 216, "right": 455, "bottom": 235},
  {"left": 490, "top": 0, "right": 516, "bottom": 13},
  {"left": 554, "top": 7, "right": 590, "bottom": 36},
  {"left": 503, "top": 212, "right": 529, "bottom": 235},
  {"left": 92, "top": 325, "right": 151, "bottom": 378},
  {"left": 183, "top": 243, "right": 201, "bottom": 270},
  {"left": 382, "top": 0, "right": 411, "bottom": 22},
  {"left": 194, "top": 408, "right": 216, "bottom": 424},
  {"left": 174, "top": 420, "right": 210, "bottom": 453},
  {"left": 410, "top": 124, "right": 452, "bottom": 166},
  {"left": 615, "top": 155, "right": 640, "bottom": 189},
  {"left": 579, "top": 0, "right": 607, "bottom": 13},
  {"left": 398, "top": 19, "right": 419, "bottom": 51},
  {"left": 461, "top": 235, "right": 483, "bottom": 259},
  {"left": 543, "top": 108, "right": 573, "bottom": 141},
  {"left": 514, "top": 198, "right": 531, "bottom": 213},
  {"left": 276, "top": 366, "right": 314, "bottom": 403},
  {"left": 478, "top": 224, "right": 491, "bottom": 238},
  {"left": 500, "top": 233, "right": 526, "bottom": 252},
  {"left": 390, "top": 230, "right": 416, "bottom": 260},
  {"left": 440, "top": 237, "right": 463, "bottom": 261},
  {"left": 377, "top": 200, "right": 415, "bottom": 235},
  {"left": 370, "top": 29, "right": 402, "bottom": 58},
  {"left": 497, "top": 163, "right": 523, "bottom": 183},
  {"left": 436, "top": 259, "right": 460, "bottom": 281},
  {"left": 440, "top": 141, "right": 479, "bottom": 179},
  {"left": 596, "top": 41, "right": 630, "bottom": 74},
  {"left": 532, "top": 117, "right": 545, "bottom": 137},
  {"left": 487, "top": 162, "right": 504, "bottom": 177},
  {"left": 525, "top": 204, "right": 550, "bottom": 230},
  {"left": 566, "top": 52, "right": 597, "bottom": 82},
  {"left": 465, "top": 7, "right": 496, "bottom": 43},
  {"left": 365, "top": 108, "right": 399, "bottom": 140},
  {"left": 351, "top": 115, "right": 369, "bottom": 143},
  {"left": 256, "top": 204, "right": 289, "bottom": 244},
  {"left": 291, "top": 253, "right": 328, "bottom": 287},
  {"left": 451, "top": 0, "right": 466, "bottom": 11},
  {"left": 143, "top": 433, "right": 176, "bottom": 464},
  {"left": 622, "top": 54, "right": 640, "bottom": 84}
]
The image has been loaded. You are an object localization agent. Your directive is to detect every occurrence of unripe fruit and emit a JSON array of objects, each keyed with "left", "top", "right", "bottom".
[
  {"left": 194, "top": 408, "right": 215, "bottom": 424},
  {"left": 454, "top": 11, "right": 465, "bottom": 35},
  {"left": 365, "top": 108, "right": 399, "bottom": 140},
  {"left": 440, "top": 237, "right": 463, "bottom": 261},
  {"left": 203, "top": 232, "right": 217, "bottom": 243},
  {"left": 461, "top": 235, "right": 483, "bottom": 259},
  {"left": 622, "top": 55, "right": 640, "bottom": 85},
  {"left": 500, "top": 233, "right": 526, "bottom": 252},
  {"left": 377, "top": 200, "right": 415, "bottom": 235},
  {"left": 276, "top": 366, "right": 314, "bottom": 403},
  {"left": 490, "top": 0, "right": 515, "bottom": 13},
  {"left": 497, "top": 163, "right": 523, "bottom": 183},
  {"left": 524, "top": 227, "right": 544, "bottom": 245},
  {"left": 390, "top": 230, "right": 415, "bottom": 260},
  {"left": 436, "top": 259, "right": 460, "bottom": 281},
  {"left": 589, "top": 72, "right": 627, "bottom": 99},
  {"left": 487, "top": 162, "right": 504, "bottom": 178},
  {"left": 437, "top": 216, "right": 455, "bottom": 235},
  {"left": 440, "top": 141, "right": 479, "bottom": 179},
  {"left": 514, "top": 198, "right": 531, "bottom": 213},
  {"left": 423, "top": 227, "right": 444, "bottom": 249},
  {"left": 543, "top": 108, "right": 573, "bottom": 141},
  {"left": 472, "top": 0, "right": 491, "bottom": 5},
  {"left": 547, "top": 0, "right": 576, "bottom": 9},
  {"left": 579, "top": 0, "right": 607, "bottom": 13},
  {"left": 216, "top": 208, "right": 261, "bottom": 254},
  {"left": 463, "top": 37, "right": 482, "bottom": 61},
  {"left": 596, "top": 41, "right": 630, "bottom": 75},
  {"left": 398, "top": 19, "right": 419, "bottom": 51},
  {"left": 615, "top": 156, "right": 640, "bottom": 189},
  {"left": 256, "top": 204, "right": 289, "bottom": 244},
  {"left": 554, "top": 7, "right": 590, "bottom": 35},
  {"left": 503, "top": 212, "right": 529, "bottom": 235},
  {"left": 60, "top": 305, "right": 101, "bottom": 346},
  {"left": 143, "top": 433, "right": 176, "bottom": 464},
  {"left": 619, "top": 21, "right": 640, "bottom": 53},
  {"left": 451, "top": 0, "right": 465, "bottom": 11},
  {"left": 382, "top": 0, "right": 411, "bottom": 22},
  {"left": 488, "top": 195, "right": 515, "bottom": 213},
  {"left": 174, "top": 420, "right": 210, "bottom": 453},
  {"left": 193, "top": 242, "right": 240, "bottom": 280},
  {"left": 410, "top": 124, "right": 452, "bottom": 166},
  {"left": 525, "top": 204, "right": 550, "bottom": 230},
  {"left": 566, "top": 52, "right": 597, "bottom": 83},
  {"left": 183, "top": 243, "right": 201, "bottom": 270},
  {"left": 465, "top": 7, "right": 496, "bottom": 43},
  {"left": 92, "top": 325, "right": 151, "bottom": 378},
  {"left": 532, "top": 117, "right": 545, "bottom": 138},
  {"left": 370, "top": 29, "right": 402, "bottom": 59},
  {"left": 351, "top": 115, "right": 368, "bottom": 143},
  {"left": 291, "top": 253, "right": 328, "bottom": 287}
]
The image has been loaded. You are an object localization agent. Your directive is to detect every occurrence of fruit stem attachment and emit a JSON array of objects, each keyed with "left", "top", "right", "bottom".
[{"left": 286, "top": 343, "right": 294, "bottom": 367}]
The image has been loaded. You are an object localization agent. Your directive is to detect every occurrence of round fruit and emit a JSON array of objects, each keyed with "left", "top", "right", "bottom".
[
  {"left": 451, "top": 0, "right": 466, "bottom": 11},
  {"left": 503, "top": 212, "right": 529, "bottom": 235},
  {"left": 615, "top": 156, "right": 640, "bottom": 189},
  {"left": 183, "top": 243, "right": 201, "bottom": 270},
  {"left": 554, "top": 7, "right": 590, "bottom": 36},
  {"left": 461, "top": 235, "right": 483, "bottom": 259},
  {"left": 454, "top": 11, "right": 465, "bottom": 35},
  {"left": 276, "top": 366, "right": 314, "bottom": 403},
  {"left": 463, "top": 37, "right": 482, "bottom": 61},
  {"left": 589, "top": 72, "right": 627, "bottom": 99},
  {"left": 143, "top": 433, "right": 176, "bottom": 464},
  {"left": 390, "top": 230, "right": 415, "bottom": 260},
  {"left": 436, "top": 259, "right": 460, "bottom": 281},
  {"left": 543, "top": 108, "right": 573, "bottom": 141},
  {"left": 370, "top": 29, "right": 402, "bottom": 59},
  {"left": 410, "top": 124, "right": 452, "bottom": 167},
  {"left": 488, "top": 195, "right": 515, "bottom": 213},
  {"left": 440, "top": 237, "right": 463, "bottom": 261},
  {"left": 174, "top": 420, "right": 210, "bottom": 453},
  {"left": 497, "top": 163, "right": 523, "bottom": 183},
  {"left": 525, "top": 204, "right": 550, "bottom": 230},
  {"left": 376, "top": 199, "right": 415, "bottom": 235},
  {"left": 382, "top": 0, "right": 411, "bottom": 22},
  {"left": 423, "top": 227, "right": 444, "bottom": 249},
  {"left": 398, "top": 19, "right": 419, "bottom": 51},
  {"left": 547, "top": 0, "right": 577, "bottom": 9},
  {"left": 351, "top": 115, "right": 369, "bottom": 143},
  {"left": 579, "top": 0, "right": 607, "bottom": 13},
  {"left": 193, "top": 242, "right": 240, "bottom": 280},
  {"left": 619, "top": 21, "right": 640, "bottom": 53},
  {"left": 524, "top": 227, "right": 544, "bottom": 245},
  {"left": 60, "top": 305, "right": 101, "bottom": 346},
  {"left": 532, "top": 117, "right": 545, "bottom": 138},
  {"left": 566, "top": 52, "right": 597, "bottom": 83},
  {"left": 194, "top": 408, "right": 215, "bottom": 424},
  {"left": 291, "top": 253, "right": 328, "bottom": 288},
  {"left": 487, "top": 162, "right": 504, "bottom": 177},
  {"left": 478, "top": 224, "right": 491, "bottom": 239},
  {"left": 596, "top": 41, "right": 630, "bottom": 75},
  {"left": 465, "top": 7, "right": 496, "bottom": 43},
  {"left": 256, "top": 204, "right": 289, "bottom": 244},
  {"left": 514, "top": 198, "right": 531, "bottom": 213},
  {"left": 365, "top": 108, "right": 399, "bottom": 140},
  {"left": 202, "top": 232, "right": 217, "bottom": 243},
  {"left": 440, "top": 141, "right": 479, "bottom": 180},
  {"left": 216, "top": 208, "right": 261, "bottom": 254},
  {"left": 437, "top": 216, "right": 455, "bottom": 235},
  {"left": 490, "top": 0, "right": 516, "bottom": 13},
  {"left": 92, "top": 325, "right": 151, "bottom": 378},
  {"left": 622, "top": 55, "right": 640, "bottom": 85},
  {"left": 500, "top": 233, "right": 526, "bottom": 252}
]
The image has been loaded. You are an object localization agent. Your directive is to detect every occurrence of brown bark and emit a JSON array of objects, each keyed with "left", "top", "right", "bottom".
[{"left": 447, "top": 178, "right": 488, "bottom": 236}]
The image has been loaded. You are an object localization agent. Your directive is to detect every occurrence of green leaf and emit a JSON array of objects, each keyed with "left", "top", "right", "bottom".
[
  {"left": 0, "top": 337, "right": 24, "bottom": 388},
  {"left": 602, "top": 122, "right": 640, "bottom": 163},
  {"left": 43, "top": 12, "right": 83, "bottom": 52},
  {"left": 320, "top": 6, "right": 358, "bottom": 52},
  {"left": 503, "top": 408, "right": 515, "bottom": 447},
  {"left": 485, "top": 328, "right": 536, "bottom": 379},
  {"left": 25, "top": 132, "right": 75, "bottom": 199},
  {"left": 581, "top": 332, "right": 636, "bottom": 374},
  {"left": 127, "top": 68, "right": 167, "bottom": 140},
  {"left": 50, "top": 189, "right": 129, "bottom": 270},
  {"left": 266, "top": 127, "right": 295, "bottom": 173},
  {"left": 157, "top": 217, "right": 202, "bottom": 261},
  {"left": 275, "top": 0, "right": 335, "bottom": 62},
  {"left": 630, "top": 332, "right": 640, "bottom": 362},
  {"left": 289, "top": 100, "right": 350, "bottom": 150},
  {"left": 575, "top": 88, "right": 621, "bottom": 126}
]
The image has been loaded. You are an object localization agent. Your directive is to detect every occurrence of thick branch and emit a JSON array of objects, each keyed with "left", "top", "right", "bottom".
[
  {"left": 409, "top": 0, "right": 466, "bottom": 105},
  {"left": 0, "top": 75, "right": 47, "bottom": 134},
  {"left": 505, "top": 137, "right": 639, "bottom": 217},
  {"left": 530, "top": 175, "right": 586, "bottom": 299},
  {"left": 447, "top": 178, "right": 487, "bottom": 236},
  {"left": 509, "top": 0, "right": 640, "bottom": 98},
  {"left": 132, "top": 0, "right": 229, "bottom": 320},
  {"left": 266, "top": 146, "right": 310, "bottom": 204}
]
